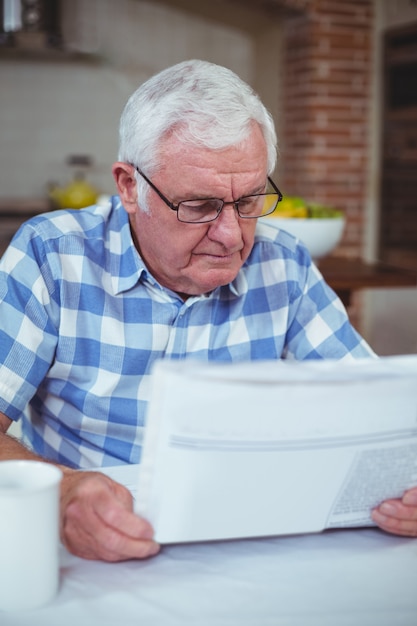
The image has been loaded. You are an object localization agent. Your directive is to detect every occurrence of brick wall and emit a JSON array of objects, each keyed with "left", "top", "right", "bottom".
[{"left": 280, "top": 0, "right": 374, "bottom": 258}]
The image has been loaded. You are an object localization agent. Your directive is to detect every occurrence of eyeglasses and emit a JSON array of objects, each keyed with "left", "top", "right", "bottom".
[{"left": 131, "top": 165, "right": 283, "bottom": 224}]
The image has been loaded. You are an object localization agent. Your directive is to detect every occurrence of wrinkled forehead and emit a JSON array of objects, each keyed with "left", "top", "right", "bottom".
[{"left": 154, "top": 121, "right": 266, "bottom": 171}]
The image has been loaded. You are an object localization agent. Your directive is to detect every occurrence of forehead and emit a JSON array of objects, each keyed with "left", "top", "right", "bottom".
[{"left": 154, "top": 125, "right": 269, "bottom": 196}]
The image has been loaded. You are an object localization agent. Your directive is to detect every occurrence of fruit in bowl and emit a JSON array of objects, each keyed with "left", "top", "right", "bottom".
[{"left": 263, "top": 196, "right": 346, "bottom": 259}]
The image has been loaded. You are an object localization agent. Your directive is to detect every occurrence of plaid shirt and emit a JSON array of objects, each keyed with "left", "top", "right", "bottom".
[{"left": 0, "top": 196, "right": 374, "bottom": 468}]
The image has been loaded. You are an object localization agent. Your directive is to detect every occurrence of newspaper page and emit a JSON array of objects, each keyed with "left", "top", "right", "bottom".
[{"left": 135, "top": 355, "right": 417, "bottom": 544}]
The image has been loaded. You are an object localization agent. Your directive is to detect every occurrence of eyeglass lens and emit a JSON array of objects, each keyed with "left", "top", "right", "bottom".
[{"left": 178, "top": 193, "right": 280, "bottom": 223}]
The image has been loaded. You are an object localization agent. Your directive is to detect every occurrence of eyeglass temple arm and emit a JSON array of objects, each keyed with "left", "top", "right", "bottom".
[{"left": 132, "top": 165, "right": 178, "bottom": 211}]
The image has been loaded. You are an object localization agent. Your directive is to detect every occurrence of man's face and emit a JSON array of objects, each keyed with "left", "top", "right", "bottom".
[{"left": 121, "top": 124, "right": 268, "bottom": 298}]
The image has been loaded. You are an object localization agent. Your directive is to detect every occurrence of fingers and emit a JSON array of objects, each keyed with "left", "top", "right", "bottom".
[
  {"left": 60, "top": 471, "right": 160, "bottom": 561},
  {"left": 372, "top": 488, "right": 417, "bottom": 538}
]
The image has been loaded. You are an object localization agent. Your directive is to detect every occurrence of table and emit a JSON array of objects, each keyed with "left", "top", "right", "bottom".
[
  {"left": 4, "top": 464, "right": 417, "bottom": 626},
  {"left": 319, "top": 257, "right": 417, "bottom": 307}
]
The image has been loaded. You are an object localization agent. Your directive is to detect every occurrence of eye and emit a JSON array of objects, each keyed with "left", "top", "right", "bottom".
[
  {"left": 237, "top": 196, "right": 259, "bottom": 214},
  {"left": 181, "top": 199, "right": 221, "bottom": 212}
]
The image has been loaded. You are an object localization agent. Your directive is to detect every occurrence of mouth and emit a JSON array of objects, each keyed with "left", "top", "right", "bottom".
[
  {"left": 197, "top": 249, "right": 241, "bottom": 259},
  {"left": 197, "top": 252, "right": 237, "bottom": 264}
]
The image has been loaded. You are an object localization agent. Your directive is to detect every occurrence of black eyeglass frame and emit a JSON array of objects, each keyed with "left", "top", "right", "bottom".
[{"left": 131, "top": 164, "right": 283, "bottom": 223}]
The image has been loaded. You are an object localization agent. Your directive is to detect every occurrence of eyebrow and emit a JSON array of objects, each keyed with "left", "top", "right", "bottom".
[
  {"left": 180, "top": 180, "right": 268, "bottom": 202},
  {"left": 237, "top": 180, "right": 268, "bottom": 198},
  {"left": 247, "top": 182, "right": 267, "bottom": 196}
]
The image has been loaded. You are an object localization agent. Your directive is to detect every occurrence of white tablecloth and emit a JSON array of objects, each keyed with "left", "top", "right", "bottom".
[{"left": 4, "top": 465, "right": 417, "bottom": 626}]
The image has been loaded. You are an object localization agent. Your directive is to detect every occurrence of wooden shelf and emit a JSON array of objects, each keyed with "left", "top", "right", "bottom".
[
  {"left": 0, "top": 45, "right": 102, "bottom": 65},
  {"left": 0, "top": 198, "right": 52, "bottom": 257},
  {"left": 0, "top": 197, "right": 51, "bottom": 216}
]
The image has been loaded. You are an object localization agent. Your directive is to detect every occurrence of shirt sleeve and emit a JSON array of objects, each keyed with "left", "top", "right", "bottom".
[{"left": 0, "top": 222, "right": 60, "bottom": 420}]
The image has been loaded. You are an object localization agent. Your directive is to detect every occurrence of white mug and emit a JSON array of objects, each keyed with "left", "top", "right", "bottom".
[{"left": 0, "top": 460, "right": 62, "bottom": 611}]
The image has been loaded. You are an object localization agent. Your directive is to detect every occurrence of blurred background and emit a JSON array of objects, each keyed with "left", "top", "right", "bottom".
[{"left": 1, "top": 0, "right": 416, "bottom": 355}]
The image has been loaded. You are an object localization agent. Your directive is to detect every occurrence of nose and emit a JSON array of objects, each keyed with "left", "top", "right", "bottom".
[{"left": 207, "top": 203, "right": 244, "bottom": 249}]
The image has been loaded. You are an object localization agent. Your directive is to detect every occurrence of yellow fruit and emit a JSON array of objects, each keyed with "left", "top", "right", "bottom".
[
  {"left": 266, "top": 195, "right": 343, "bottom": 219},
  {"left": 49, "top": 179, "right": 98, "bottom": 210},
  {"left": 271, "top": 196, "right": 308, "bottom": 218},
  {"left": 60, "top": 180, "right": 98, "bottom": 209}
]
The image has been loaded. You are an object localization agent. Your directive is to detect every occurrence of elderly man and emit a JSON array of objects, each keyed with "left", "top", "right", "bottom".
[{"left": 1, "top": 60, "right": 416, "bottom": 561}]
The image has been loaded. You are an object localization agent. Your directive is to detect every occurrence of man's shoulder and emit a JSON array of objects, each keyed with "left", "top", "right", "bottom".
[
  {"left": 229, "top": 219, "right": 313, "bottom": 297},
  {"left": 253, "top": 219, "right": 309, "bottom": 264},
  {"left": 28, "top": 196, "right": 122, "bottom": 239},
  {"left": 10, "top": 196, "right": 127, "bottom": 256}
]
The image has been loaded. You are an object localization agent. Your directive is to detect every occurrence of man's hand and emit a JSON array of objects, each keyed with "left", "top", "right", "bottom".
[
  {"left": 372, "top": 486, "right": 417, "bottom": 537},
  {"left": 60, "top": 470, "right": 160, "bottom": 561}
]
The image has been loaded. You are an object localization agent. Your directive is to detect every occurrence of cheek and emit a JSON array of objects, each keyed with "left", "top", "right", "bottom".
[
  {"left": 148, "top": 218, "right": 207, "bottom": 267},
  {"left": 240, "top": 224, "right": 257, "bottom": 259}
]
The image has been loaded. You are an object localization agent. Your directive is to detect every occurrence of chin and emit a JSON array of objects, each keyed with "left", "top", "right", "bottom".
[{"left": 192, "top": 269, "right": 240, "bottom": 295}]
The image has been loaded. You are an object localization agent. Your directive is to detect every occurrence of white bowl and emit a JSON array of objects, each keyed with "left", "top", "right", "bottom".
[{"left": 263, "top": 216, "right": 346, "bottom": 259}]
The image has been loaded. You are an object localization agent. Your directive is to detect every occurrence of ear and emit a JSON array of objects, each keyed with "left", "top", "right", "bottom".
[{"left": 112, "top": 162, "right": 139, "bottom": 215}]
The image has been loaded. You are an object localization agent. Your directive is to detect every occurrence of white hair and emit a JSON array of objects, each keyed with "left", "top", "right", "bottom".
[{"left": 117, "top": 59, "right": 278, "bottom": 210}]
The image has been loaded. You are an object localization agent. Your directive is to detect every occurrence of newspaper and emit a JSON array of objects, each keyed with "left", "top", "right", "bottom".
[{"left": 135, "top": 355, "right": 417, "bottom": 544}]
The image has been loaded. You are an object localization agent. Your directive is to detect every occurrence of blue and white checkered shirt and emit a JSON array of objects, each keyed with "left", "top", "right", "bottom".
[{"left": 0, "top": 196, "right": 374, "bottom": 468}]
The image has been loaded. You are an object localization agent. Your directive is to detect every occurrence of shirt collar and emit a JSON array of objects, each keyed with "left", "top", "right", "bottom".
[{"left": 110, "top": 197, "right": 149, "bottom": 295}]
